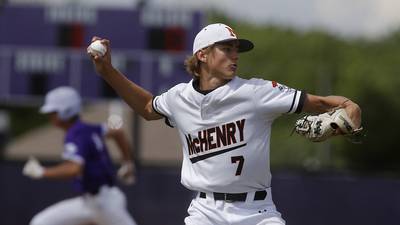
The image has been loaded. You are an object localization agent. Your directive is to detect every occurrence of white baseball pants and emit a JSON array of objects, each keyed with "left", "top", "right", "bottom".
[
  {"left": 184, "top": 188, "right": 285, "bottom": 225},
  {"left": 30, "top": 186, "right": 137, "bottom": 225}
]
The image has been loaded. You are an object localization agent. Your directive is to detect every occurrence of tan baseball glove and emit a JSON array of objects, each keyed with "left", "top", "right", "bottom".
[{"left": 294, "top": 108, "right": 364, "bottom": 143}]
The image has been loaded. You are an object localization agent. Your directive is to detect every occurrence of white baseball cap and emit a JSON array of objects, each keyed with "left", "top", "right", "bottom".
[
  {"left": 193, "top": 23, "right": 254, "bottom": 55},
  {"left": 40, "top": 86, "right": 81, "bottom": 120}
]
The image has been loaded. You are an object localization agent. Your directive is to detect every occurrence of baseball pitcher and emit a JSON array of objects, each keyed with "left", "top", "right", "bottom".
[{"left": 88, "top": 23, "right": 362, "bottom": 225}]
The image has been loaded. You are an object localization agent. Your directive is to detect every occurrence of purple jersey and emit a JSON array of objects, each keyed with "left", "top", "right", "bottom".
[{"left": 62, "top": 120, "right": 114, "bottom": 194}]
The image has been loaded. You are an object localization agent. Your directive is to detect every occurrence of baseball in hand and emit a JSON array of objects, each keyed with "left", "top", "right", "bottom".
[{"left": 87, "top": 40, "right": 107, "bottom": 57}]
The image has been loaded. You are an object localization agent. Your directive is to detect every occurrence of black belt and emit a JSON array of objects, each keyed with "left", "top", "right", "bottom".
[{"left": 199, "top": 190, "right": 267, "bottom": 202}]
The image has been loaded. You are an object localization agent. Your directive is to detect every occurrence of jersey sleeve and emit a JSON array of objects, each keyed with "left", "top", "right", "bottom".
[
  {"left": 152, "top": 88, "right": 177, "bottom": 128},
  {"left": 62, "top": 138, "right": 85, "bottom": 164},
  {"left": 252, "top": 79, "right": 306, "bottom": 118}
]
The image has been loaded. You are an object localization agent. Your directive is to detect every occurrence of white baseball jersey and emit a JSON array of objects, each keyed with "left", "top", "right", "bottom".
[{"left": 153, "top": 76, "right": 305, "bottom": 193}]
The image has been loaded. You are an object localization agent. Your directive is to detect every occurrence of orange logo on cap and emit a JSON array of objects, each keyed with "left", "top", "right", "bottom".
[{"left": 225, "top": 26, "right": 237, "bottom": 38}]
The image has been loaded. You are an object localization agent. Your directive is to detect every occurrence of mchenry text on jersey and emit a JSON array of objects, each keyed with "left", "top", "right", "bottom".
[{"left": 185, "top": 119, "right": 247, "bottom": 163}]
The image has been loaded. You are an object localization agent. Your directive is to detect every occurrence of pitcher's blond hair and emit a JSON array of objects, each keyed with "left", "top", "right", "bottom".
[{"left": 184, "top": 46, "right": 214, "bottom": 78}]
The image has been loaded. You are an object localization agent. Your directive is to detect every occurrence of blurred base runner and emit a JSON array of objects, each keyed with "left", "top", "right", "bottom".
[{"left": 30, "top": 186, "right": 136, "bottom": 225}]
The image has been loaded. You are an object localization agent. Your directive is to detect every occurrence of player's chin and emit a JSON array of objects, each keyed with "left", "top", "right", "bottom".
[{"left": 222, "top": 70, "right": 236, "bottom": 79}]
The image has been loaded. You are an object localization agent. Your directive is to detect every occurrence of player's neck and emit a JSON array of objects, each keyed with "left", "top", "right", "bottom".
[
  {"left": 57, "top": 117, "right": 79, "bottom": 131},
  {"left": 198, "top": 73, "right": 232, "bottom": 91}
]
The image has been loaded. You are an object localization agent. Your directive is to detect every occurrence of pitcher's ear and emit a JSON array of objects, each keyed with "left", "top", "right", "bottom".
[{"left": 196, "top": 49, "right": 208, "bottom": 63}]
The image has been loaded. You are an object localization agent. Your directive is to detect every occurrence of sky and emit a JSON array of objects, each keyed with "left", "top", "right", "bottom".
[
  {"left": 148, "top": 0, "right": 400, "bottom": 39},
  {"left": 9, "top": 0, "right": 400, "bottom": 39}
]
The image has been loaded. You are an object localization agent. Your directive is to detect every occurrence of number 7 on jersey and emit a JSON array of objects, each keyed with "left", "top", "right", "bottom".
[{"left": 231, "top": 156, "right": 244, "bottom": 176}]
